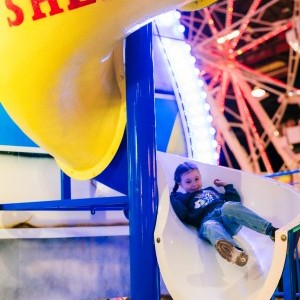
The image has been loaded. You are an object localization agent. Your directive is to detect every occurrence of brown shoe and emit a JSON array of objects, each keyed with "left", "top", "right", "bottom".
[{"left": 215, "top": 239, "right": 248, "bottom": 267}]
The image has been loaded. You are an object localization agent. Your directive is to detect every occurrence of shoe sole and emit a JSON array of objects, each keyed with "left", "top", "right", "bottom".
[{"left": 215, "top": 239, "right": 248, "bottom": 267}]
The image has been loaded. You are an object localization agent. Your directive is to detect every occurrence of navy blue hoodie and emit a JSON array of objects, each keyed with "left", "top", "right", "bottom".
[{"left": 170, "top": 184, "right": 241, "bottom": 228}]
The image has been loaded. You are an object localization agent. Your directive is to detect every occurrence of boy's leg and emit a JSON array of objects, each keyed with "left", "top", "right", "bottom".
[
  {"left": 199, "top": 219, "right": 237, "bottom": 247},
  {"left": 199, "top": 219, "right": 248, "bottom": 267},
  {"left": 221, "top": 201, "right": 277, "bottom": 239}
]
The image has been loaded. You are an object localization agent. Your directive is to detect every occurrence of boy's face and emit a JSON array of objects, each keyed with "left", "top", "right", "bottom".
[{"left": 179, "top": 169, "right": 202, "bottom": 193}]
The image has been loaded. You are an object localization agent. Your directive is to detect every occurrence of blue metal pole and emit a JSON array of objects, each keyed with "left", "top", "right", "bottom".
[
  {"left": 125, "top": 23, "right": 160, "bottom": 300},
  {"left": 282, "top": 229, "right": 298, "bottom": 300},
  {"left": 60, "top": 170, "right": 71, "bottom": 200}
]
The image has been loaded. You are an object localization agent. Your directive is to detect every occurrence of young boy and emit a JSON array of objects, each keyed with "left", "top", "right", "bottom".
[{"left": 171, "top": 161, "right": 278, "bottom": 267}]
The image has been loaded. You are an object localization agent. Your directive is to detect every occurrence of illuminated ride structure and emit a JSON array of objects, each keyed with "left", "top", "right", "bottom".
[{"left": 179, "top": 0, "right": 300, "bottom": 174}]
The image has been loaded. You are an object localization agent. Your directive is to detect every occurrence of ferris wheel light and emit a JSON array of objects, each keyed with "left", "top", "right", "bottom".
[
  {"left": 251, "top": 87, "right": 266, "bottom": 98},
  {"left": 217, "top": 37, "right": 226, "bottom": 44},
  {"left": 217, "top": 30, "right": 240, "bottom": 44}
]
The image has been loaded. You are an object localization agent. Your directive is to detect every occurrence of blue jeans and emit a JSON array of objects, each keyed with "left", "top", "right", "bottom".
[{"left": 198, "top": 201, "right": 272, "bottom": 248}]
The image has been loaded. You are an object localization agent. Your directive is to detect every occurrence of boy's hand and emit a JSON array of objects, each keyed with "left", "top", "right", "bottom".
[{"left": 214, "top": 179, "right": 227, "bottom": 187}]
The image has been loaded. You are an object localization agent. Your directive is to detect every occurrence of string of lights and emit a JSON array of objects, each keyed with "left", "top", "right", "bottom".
[{"left": 155, "top": 11, "right": 219, "bottom": 164}]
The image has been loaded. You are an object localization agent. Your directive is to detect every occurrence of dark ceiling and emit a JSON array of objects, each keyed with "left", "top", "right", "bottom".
[{"left": 188, "top": 0, "right": 299, "bottom": 120}]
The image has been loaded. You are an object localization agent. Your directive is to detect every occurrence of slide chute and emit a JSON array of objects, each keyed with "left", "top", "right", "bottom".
[
  {"left": 0, "top": 0, "right": 217, "bottom": 179},
  {"left": 155, "top": 151, "right": 300, "bottom": 300}
]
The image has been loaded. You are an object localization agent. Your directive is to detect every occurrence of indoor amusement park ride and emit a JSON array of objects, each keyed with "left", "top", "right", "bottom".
[{"left": 0, "top": 0, "right": 299, "bottom": 300}]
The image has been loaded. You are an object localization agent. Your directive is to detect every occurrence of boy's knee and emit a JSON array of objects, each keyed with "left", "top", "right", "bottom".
[
  {"left": 202, "top": 220, "right": 212, "bottom": 228},
  {"left": 222, "top": 201, "right": 241, "bottom": 215},
  {"left": 199, "top": 220, "right": 216, "bottom": 239},
  {"left": 201, "top": 220, "right": 216, "bottom": 233}
]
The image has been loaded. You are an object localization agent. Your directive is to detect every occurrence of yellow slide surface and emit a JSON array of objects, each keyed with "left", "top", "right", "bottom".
[{"left": 0, "top": 0, "right": 217, "bottom": 179}]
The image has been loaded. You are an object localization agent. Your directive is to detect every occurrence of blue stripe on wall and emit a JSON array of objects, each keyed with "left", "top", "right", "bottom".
[
  {"left": 155, "top": 98, "right": 178, "bottom": 152},
  {"left": 0, "top": 104, "right": 38, "bottom": 148},
  {"left": 0, "top": 97, "right": 180, "bottom": 154}
]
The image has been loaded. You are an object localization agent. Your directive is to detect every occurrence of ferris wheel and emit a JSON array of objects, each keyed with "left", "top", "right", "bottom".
[{"left": 179, "top": 0, "right": 300, "bottom": 174}]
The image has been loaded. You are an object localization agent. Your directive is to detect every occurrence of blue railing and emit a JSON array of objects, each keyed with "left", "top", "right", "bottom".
[{"left": 266, "top": 169, "right": 300, "bottom": 189}]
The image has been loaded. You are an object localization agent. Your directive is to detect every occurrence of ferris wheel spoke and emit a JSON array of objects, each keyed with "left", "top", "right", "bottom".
[
  {"left": 231, "top": 74, "right": 273, "bottom": 172},
  {"left": 230, "top": 0, "right": 262, "bottom": 50},
  {"left": 236, "top": 61, "right": 296, "bottom": 92},
  {"left": 207, "top": 70, "right": 222, "bottom": 90},
  {"left": 215, "top": 71, "right": 230, "bottom": 111},
  {"left": 206, "top": 88, "right": 254, "bottom": 171},
  {"left": 238, "top": 77, "right": 299, "bottom": 169},
  {"left": 225, "top": 0, "right": 234, "bottom": 29}
]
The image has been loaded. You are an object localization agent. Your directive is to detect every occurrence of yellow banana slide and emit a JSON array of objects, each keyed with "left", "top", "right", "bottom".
[{"left": 0, "top": 0, "right": 216, "bottom": 180}]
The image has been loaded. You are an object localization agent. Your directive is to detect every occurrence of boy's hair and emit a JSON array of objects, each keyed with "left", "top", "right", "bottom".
[{"left": 172, "top": 161, "right": 199, "bottom": 193}]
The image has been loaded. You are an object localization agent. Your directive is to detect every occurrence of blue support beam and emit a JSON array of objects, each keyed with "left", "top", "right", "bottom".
[
  {"left": 0, "top": 196, "right": 128, "bottom": 212},
  {"left": 125, "top": 23, "right": 160, "bottom": 300}
]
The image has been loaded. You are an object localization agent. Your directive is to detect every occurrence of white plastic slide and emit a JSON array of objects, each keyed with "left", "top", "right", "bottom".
[{"left": 154, "top": 151, "right": 300, "bottom": 300}]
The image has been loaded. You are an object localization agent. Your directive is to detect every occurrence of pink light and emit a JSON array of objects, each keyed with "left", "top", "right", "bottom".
[
  {"left": 230, "top": 0, "right": 262, "bottom": 50},
  {"left": 225, "top": 0, "right": 234, "bottom": 29},
  {"left": 216, "top": 72, "right": 230, "bottom": 113},
  {"left": 204, "top": 8, "right": 225, "bottom": 52},
  {"left": 233, "top": 22, "right": 292, "bottom": 57},
  {"left": 203, "top": 7, "right": 218, "bottom": 36}
]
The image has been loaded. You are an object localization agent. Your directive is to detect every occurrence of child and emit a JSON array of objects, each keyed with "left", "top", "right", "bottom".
[{"left": 171, "top": 161, "right": 278, "bottom": 267}]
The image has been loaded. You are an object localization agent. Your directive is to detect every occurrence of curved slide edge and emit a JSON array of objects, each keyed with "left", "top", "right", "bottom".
[{"left": 154, "top": 151, "right": 300, "bottom": 300}]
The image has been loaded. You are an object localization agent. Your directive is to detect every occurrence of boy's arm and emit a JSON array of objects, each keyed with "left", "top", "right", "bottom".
[
  {"left": 170, "top": 193, "right": 189, "bottom": 221},
  {"left": 214, "top": 179, "right": 241, "bottom": 202},
  {"left": 223, "top": 184, "right": 241, "bottom": 202}
]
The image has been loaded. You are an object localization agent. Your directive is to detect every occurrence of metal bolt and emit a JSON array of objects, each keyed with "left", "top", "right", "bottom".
[
  {"left": 281, "top": 234, "right": 287, "bottom": 241},
  {"left": 156, "top": 237, "right": 161, "bottom": 243}
]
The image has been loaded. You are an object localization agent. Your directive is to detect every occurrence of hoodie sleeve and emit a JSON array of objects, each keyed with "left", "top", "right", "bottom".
[
  {"left": 170, "top": 192, "right": 189, "bottom": 221},
  {"left": 223, "top": 184, "right": 241, "bottom": 202}
]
